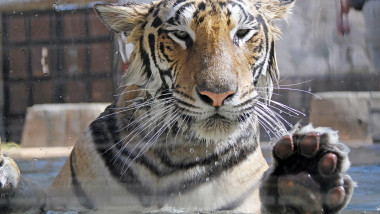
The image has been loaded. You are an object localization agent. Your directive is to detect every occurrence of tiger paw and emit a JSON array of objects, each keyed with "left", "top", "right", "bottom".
[
  {"left": 0, "top": 155, "right": 20, "bottom": 199},
  {"left": 260, "top": 124, "right": 354, "bottom": 214}
]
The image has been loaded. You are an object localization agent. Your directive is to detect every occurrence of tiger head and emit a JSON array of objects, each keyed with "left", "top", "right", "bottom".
[{"left": 95, "top": 0, "right": 294, "bottom": 143}]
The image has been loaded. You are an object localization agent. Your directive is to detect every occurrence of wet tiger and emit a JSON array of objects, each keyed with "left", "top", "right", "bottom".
[{"left": 0, "top": 0, "right": 354, "bottom": 213}]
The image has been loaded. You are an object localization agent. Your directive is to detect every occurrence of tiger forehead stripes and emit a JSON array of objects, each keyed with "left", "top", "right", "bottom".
[{"left": 130, "top": 0, "right": 280, "bottom": 90}]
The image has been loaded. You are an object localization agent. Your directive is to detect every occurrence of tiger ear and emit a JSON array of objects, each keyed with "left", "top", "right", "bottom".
[
  {"left": 259, "top": 0, "right": 295, "bottom": 21},
  {"left": 94, "top": 3, "right": 151, "bottom": 36}
]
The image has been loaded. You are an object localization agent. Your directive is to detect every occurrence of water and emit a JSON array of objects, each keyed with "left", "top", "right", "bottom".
[
  {"left": 15, "top": 159, "right": 380, "bottom": 213},
  {"left": 342, "top": 164, "right": 380, "bottom": 213}
]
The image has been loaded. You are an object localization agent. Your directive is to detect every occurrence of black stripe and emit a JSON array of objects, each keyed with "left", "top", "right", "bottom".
[
  {"left": 175, "top": 99, "right": 201, "bottom": 109},
  {"left": 173, "top": 0, "right": 187, "bottom": 8},
  {"left": 253, "top": 37, "right": 264, "bottom": 53},
  {"left": 148, "top": 34, "right": 157, "bottom": 66},
  {"left": 153, "top": 8, "right": 160, "bottom": 17},
  {"left": 193, "top": 2, "right": 206, "bottom": 18},
  {"left": 151, "top": 17, "right": 162, "bottom": 28},
  {"left": 70, "top": 152, "right": 95, "bottom": 210},
  {"left": 175, "top": 2, "right": 194, "bottom": 23},
  {"left": 219, "top": 2, "right": 227, "bottom": 8},
  {"left": 230, "top": 1, "right": 249, "bottom": 21},
  {"left": 167, "top": 17, "right": 176, "bottom": 25},
  {"left": 268, "top": 40, "right": 277, "bottom": 82},
  {"left": 159, "top": 42, "right": 172, "bottom": 62},
  {"left": 173, "top": 143, "right": 258, "bottom": 195},
  {"left": 257, "top": 14, "right": 269, "bottom": 70},
  {"left": 174, "top": 90, "right": 196, "bottom": 101},
  {"left": 234, "top": 97, "right": 256, "bottom": 108},
  {"left": 139, "top": 37, "right": 153, "bottom": 80}
]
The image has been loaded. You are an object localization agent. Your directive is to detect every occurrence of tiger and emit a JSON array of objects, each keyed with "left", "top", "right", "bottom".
[{"left": 0, "top": 0, "right": 354, "bottom": 213}]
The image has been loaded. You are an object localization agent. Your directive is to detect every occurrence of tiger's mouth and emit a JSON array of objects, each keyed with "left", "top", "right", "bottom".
[
  {"left": 202, "top": 113, "right": 233, "bottom": 126},
  {"left": 209, "top": 113, "right": 227, "bottom": 120},
  {"left": 189, "top": 111, "right": 243, "bottom": 141}
]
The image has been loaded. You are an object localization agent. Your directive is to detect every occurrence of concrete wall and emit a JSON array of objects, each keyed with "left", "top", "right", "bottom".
[
  {"left": 276, "top": 0, "right": 372, "bottom": 76},
  {"left": 262, "top": 0, "right": 380, "bottom": 142}
]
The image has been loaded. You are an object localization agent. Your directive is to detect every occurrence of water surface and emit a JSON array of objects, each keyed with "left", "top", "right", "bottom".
[{"left": 16, "top": 159, "right": 380, "bottom": 213}]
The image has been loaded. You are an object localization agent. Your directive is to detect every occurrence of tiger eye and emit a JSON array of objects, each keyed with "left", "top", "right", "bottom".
[
  {"left": 174, "top": 30, "right": 189, "bottom": 40},
  {"left": 236, "top": 29, "right": 250, "bottom": 39}
]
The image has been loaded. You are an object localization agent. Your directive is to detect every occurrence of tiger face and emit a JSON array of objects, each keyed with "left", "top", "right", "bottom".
[{"left": 95, "top": 0, "right": 294, "bottom": 143}]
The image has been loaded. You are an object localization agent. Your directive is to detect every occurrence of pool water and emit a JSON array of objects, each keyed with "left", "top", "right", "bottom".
[
  {"left": 16, "top": 158, "right": 380, "bottom": 213},
  {"left": 343, "top": 164, "right": 380, "bottom": 213}
]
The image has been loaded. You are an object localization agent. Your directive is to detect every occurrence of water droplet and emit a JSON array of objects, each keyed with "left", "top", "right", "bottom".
[
  {"left": 214, "top": 161, "right": 219, "bottom": 166},
  {"left": 190, "top": 148, "right": 194, "bottom": 153}
]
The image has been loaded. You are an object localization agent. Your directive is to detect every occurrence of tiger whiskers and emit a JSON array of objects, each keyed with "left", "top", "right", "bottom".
[
  {"left": 102, "top": 99, "right": 174, "bottom": 159},
  {"left": 254, "top": 103, "right": 288, "bottom": 139},
  {"left": 117, "top": 97, "right": 176, "bottom": 132},
  {"left": 112, "top": 101, "right": 176, "bottom": 163},
  {"left": 114, "top": 88, "right": 174, "bottom": 97},
  {"left": 120, "top": 108, "right": 182, "bottom": 175},
  {"left": 256, "top": 80, "right": 323, "bottom": 100},
  {"left": 95, "top": 92, "right": 174, "bottom": 121},
  {"left": 249, "top": 97, "right": 305, "bottom": 140}
]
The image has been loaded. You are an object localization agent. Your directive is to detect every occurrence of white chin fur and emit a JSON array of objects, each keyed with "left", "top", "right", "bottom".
[{"left": 192, "top": 116, "right": 240, "bottom": 142}]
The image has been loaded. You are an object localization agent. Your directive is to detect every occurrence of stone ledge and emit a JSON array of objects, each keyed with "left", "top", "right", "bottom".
[
  {"left": 3, "top": 147, "right": 73, "bottom": 160},
  {"left": 21, "top": 103, "right": 109, "bottom": 147},
  {"left": 310, "top": 92, "right": 380, "bottom": 145}
]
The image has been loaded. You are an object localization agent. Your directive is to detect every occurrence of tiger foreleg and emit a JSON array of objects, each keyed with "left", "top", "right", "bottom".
[
  {"left": 0, "top": 152, "right": 21, "bottom": 213},
  {"left": 260, "top": 124, "right": 354, "bottom": 214},
  {"left": 0, "top": 144, "right": 45, "bottom": 213}
]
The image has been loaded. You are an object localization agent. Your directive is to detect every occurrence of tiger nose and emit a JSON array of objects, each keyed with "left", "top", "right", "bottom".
[{"left": 199, "top": 90, "right": 236, "bottom": 107}]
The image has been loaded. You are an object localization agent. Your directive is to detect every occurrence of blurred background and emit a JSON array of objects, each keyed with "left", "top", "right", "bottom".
[{"left": 0, "top": 0, "right": 120, "bottom": 143}]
